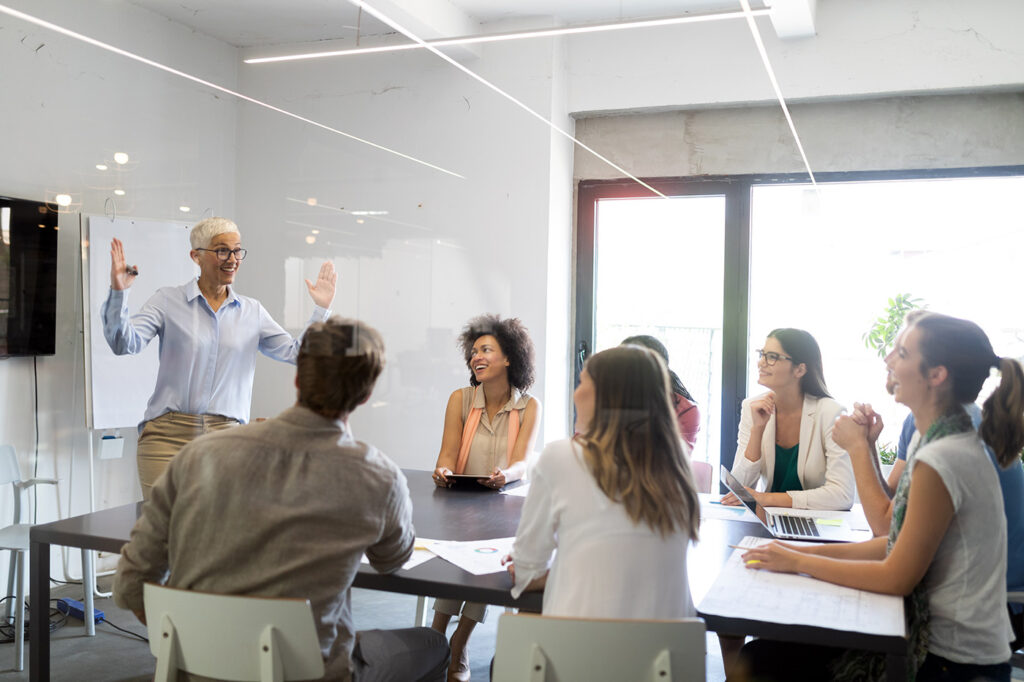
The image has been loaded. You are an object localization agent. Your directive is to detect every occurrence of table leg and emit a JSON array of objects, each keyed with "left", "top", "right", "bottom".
[
  {"left": 414, "top": 595, "right": 428, "bottom": 627},
  {"left": 30, "top": 539, "right": 50, "bottom": 682}
]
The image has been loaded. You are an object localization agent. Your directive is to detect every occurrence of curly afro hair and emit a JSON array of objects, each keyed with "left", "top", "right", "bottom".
[{"left": 458, "top": 314, "right": 536, "bottom": 391}]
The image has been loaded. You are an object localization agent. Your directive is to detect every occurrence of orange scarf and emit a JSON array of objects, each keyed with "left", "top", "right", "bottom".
[{"left": 454, "top": 387, "right": 520, "bottom": 474}]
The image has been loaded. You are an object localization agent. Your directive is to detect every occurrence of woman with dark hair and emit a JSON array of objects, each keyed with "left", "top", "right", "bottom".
[
  {"left": 505, "top": 344, "right": 700, "bottom": 618},
  {"left": 621, "top": 335, "right": 700, "bottom": 449},
  {"left": 724, "top": 328, "right": 854, "bottom": 511},
  {"left": 737, "top": 313, "right": 1022, "bottom": 681},
  {"left": 431, "top": 314, "right": 541, "bottom": 681}
]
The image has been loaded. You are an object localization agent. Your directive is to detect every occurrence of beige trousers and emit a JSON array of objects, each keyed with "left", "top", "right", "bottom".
[
  {"left": 136, "top": 412, "right": 239, "bottom": 500},
  {"left": 433, "top": 599, "right": 488, "bottom": 623}
]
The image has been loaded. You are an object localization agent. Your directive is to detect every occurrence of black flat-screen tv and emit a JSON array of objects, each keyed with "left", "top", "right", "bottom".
[{"left": 0, "top": 195, "right": 58, "bottom": 356}]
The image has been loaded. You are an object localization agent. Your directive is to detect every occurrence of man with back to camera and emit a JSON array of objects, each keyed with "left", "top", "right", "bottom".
[{"left": 113, "top": 316, "right": 449, "bottom": 681}]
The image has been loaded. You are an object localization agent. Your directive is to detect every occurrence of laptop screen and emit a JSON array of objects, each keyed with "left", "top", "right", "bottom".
[{"left": 719, "top": 465, "right": 772, "bottom": 526}]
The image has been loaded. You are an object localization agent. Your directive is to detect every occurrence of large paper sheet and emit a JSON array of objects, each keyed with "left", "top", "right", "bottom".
[
  {"left": 423, "top": 537, "right": 516, "bottom": 575},
  {"left": 500, "top": 483, "right": 530, "bottom": 497},
  {"left": 697, "top": 536, "right": 905, "bottom": 638}
]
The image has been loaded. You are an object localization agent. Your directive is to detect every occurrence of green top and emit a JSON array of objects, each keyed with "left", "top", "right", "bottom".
[{"left": 771, "top": 443, "right": 803, "bottom": 493}]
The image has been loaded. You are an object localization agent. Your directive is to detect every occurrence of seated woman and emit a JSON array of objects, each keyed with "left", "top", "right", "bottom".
[
  {"left": 620, "top": 334, "right": 700, "bottom": 448},
  {"left": 737, "top": 313, "right": 1021, "bottom": 681},
  {"left": 725, "top": 328, "right": 854, "bottom": 511},
  {"left": 431, "top": 314, "right": 541, "bottom": 681},
  {"left": 506, "top": 344, "right": 700, "bottom": 619}
]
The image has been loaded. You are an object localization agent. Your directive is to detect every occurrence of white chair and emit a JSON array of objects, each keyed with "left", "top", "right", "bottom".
[
  {"left": 0, "top": 444, "right": 90, "bottom": 671},
  {"left": 143, "top": 583, "right": 325, "bottom": 682},
  {"left": 491, "top": 613, "right": 706, "bottom": 682}
]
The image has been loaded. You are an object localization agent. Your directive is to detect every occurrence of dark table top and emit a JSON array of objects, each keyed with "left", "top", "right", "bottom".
[{"left": 29, "top": 469, "right": 906, "bottom": 653}]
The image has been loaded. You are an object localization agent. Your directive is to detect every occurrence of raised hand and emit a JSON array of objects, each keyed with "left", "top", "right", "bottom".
[
  {"left": 110, "top": 238, "right": 138, "bottom": 290},
  {"left": 832, "top": 414, "right": 871, "bottom": 452},
  {"left": 851, "top": 402, "right": 884, "bottom": 444},
  {"left": 305, "top": 261, "right": 337, "bottom": 309}
]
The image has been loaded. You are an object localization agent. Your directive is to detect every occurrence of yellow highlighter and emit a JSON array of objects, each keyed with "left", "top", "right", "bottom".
[{"left": 745, "top": 559, "right": 762, "bottom": 565}]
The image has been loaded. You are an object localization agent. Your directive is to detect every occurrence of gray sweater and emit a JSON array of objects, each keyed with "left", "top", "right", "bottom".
[{"left": 114, "top": 405, "right": 415, "bottom": 681}]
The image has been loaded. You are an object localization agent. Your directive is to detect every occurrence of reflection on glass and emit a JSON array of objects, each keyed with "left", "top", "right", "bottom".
[{"left": 593, "top": 195, "right": 726, "bottom": 468}]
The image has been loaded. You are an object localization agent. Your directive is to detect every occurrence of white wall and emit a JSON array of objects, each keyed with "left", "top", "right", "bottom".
[
  {"left": 0, "top": 0, "right": 238, "bottom": 586},
  {"left": 566, "top": 0, "right": 1024, "bottom": 114}
]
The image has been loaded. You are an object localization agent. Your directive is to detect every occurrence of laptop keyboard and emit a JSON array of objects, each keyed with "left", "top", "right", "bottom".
[{"left": 779, "top": 514, "right": 819, "bottom": 537}]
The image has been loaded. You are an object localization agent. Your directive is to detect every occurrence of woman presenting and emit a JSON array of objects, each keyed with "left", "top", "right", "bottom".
[
  {"left": 102, "top": 216, "right": 336, "bottom": 499},
  {"left": 431, "top": 314, "right": 540, "bottom": 682},
  {"left": 724, "top": 328, "right": 854, "bottom": 511}
]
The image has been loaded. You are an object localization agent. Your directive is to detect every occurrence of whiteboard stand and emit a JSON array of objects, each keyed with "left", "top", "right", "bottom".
[{"left": 80, "top": 215, "right": 193, "bottom": 599}]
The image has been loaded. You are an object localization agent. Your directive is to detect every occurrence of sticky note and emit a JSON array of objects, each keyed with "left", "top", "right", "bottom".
[{"left": 815, "top": 518, "right": 842, "bottom": 527}]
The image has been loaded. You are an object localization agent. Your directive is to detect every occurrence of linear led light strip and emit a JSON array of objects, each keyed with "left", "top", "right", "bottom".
[
  {"left": 738, "top": 0, "right": 816, "bottom": 186},
  {"left": 246, "top": 9, "right": 771, "bottom": 64},
  {"left": 350, "top": 1, "right": 671, "bottom": 199},
  {"left": 0, "top": 4, "right": 463, "bottom": 179}
]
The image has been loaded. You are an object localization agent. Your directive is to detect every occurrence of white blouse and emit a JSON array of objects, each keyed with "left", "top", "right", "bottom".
[{"left": 510, "top": 438, "right": 695, "bottom": 619}]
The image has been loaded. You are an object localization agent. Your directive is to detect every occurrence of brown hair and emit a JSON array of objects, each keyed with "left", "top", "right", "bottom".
[
  {"left": 911, "top": 312, "right": 1024, "bottom": 466},
  {"left": 296, "top": 317, "right": 385, "bottom": 418},
  {"left": 576, "top": 345, "right": 699, "bottom": 539},
  {"left": 458, "top": 314, "right": 535, "bottom": 390}
]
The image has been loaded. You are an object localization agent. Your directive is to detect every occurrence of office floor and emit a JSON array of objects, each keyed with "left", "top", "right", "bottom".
[{"left": 0, "top": 579, "right": 1018, "bottom": 681}]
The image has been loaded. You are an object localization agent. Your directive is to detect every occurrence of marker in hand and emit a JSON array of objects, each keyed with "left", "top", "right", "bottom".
[{"left": 125, "top": 265, "right": 139, "bottom": 276}]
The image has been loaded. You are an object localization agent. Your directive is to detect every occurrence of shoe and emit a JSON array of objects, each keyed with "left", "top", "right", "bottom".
[{"left": 447, "top": 636, "right": 470, "bottom": 682}]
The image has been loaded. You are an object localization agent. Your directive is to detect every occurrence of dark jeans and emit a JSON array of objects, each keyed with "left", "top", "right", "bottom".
[
  {"left": 352, "top": 627, "right": 449, "bottom": 682},
  {"left": 917, "top": 653, "right": 1010, "bottom": 682}
]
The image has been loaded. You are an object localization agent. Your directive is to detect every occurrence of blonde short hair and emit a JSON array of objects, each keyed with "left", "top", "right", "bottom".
[{"left": 189, "top": 217, "right": 240, "bottom": 250}]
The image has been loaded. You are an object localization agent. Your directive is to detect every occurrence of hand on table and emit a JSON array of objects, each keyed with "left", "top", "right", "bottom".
[
  {"left": 480, "top": 468, "right": 506, "bottom": 490},
  {"left": 741, "top": 541, "right": 805, "bottom": 574},
  {"left": 432, "top": 466, "right": 453, "bottom": 488},
  {"left": 501, "top": 554, "right": 515, "bottom": 582},
  {"left": 720, "top": 486, "right": 757, "bottom": 506}
]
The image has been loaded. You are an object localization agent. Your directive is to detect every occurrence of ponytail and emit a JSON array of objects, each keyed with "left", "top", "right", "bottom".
[{"left": 980, "top": 357, "right": 1024, "bottom": 467}]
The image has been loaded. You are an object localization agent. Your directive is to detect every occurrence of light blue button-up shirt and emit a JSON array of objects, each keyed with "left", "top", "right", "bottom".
[{"left": 102, "top": 279, "right": 330, "bottom": 426}]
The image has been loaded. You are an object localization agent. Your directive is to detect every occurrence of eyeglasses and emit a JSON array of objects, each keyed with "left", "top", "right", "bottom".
[
  {"left": 755, "top": 349, "right": 794, "bottom": 366},
  {"left": 196, "top": 247, "right": 247, "bottom": 262}
]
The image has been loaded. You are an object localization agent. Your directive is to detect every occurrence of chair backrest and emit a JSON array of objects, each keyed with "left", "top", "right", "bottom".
[
  {"left": 691, "top": 460, "right": 713, "bottom": 494},
  {"left": 0, "top": 446, "right": 22, "bottom": 487},
  {"left": 144, "top": 583, "right": 325, "bottom": 682},
  {"left": 492, "top": 613, "right": 705, "bottom": 682}
]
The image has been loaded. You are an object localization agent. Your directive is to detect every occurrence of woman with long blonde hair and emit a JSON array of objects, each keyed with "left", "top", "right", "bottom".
[{"left": 505, "top": 344, "right": 699, "bottom": 618}]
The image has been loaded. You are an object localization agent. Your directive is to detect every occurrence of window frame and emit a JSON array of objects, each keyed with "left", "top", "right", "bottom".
[{"left": 575, "top": 165, "right": 1024, "bottom": 471}]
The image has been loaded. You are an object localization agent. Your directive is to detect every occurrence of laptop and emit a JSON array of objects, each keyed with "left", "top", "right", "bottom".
[{"left": 719, "top": 465, "right": 863, "bottom": 543}]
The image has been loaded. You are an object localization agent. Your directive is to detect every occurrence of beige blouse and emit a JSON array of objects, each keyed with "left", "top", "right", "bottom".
[{"left": 459, "top": 386, "right": 533, "bottom": 476}]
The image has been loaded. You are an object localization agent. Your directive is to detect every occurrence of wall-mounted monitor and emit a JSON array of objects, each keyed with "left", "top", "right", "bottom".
[{"left": 0, "top": 195, "right": 58, "bottom": 357}]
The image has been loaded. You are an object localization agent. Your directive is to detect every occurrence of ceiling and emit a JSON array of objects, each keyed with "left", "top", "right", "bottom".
[{"left": 126, "top": 0, "right": 767, "bottom": 48}]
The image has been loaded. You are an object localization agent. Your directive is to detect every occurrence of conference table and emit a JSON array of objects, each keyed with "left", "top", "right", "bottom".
[{"left": 29, "top": 470, "right": 906, "bottom": 681}]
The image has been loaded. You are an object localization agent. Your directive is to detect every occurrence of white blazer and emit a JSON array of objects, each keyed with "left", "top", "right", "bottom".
[{"left": 731, "top": 393, "right": 854, "bottom": 510}]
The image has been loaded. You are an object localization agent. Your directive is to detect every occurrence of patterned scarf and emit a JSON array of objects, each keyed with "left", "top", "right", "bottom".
[{"left": 831, "top": 406, "right": 973, "bottom": 681}]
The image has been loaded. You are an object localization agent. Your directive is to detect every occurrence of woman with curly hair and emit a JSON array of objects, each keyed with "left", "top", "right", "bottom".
[{"left": 431, "top": 314, "right": 541, "bottom": 681}]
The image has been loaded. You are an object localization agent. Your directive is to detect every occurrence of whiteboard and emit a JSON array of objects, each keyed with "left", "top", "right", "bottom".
[{"left": 83, "top": 215, "right": 197, "bottom": 430}]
